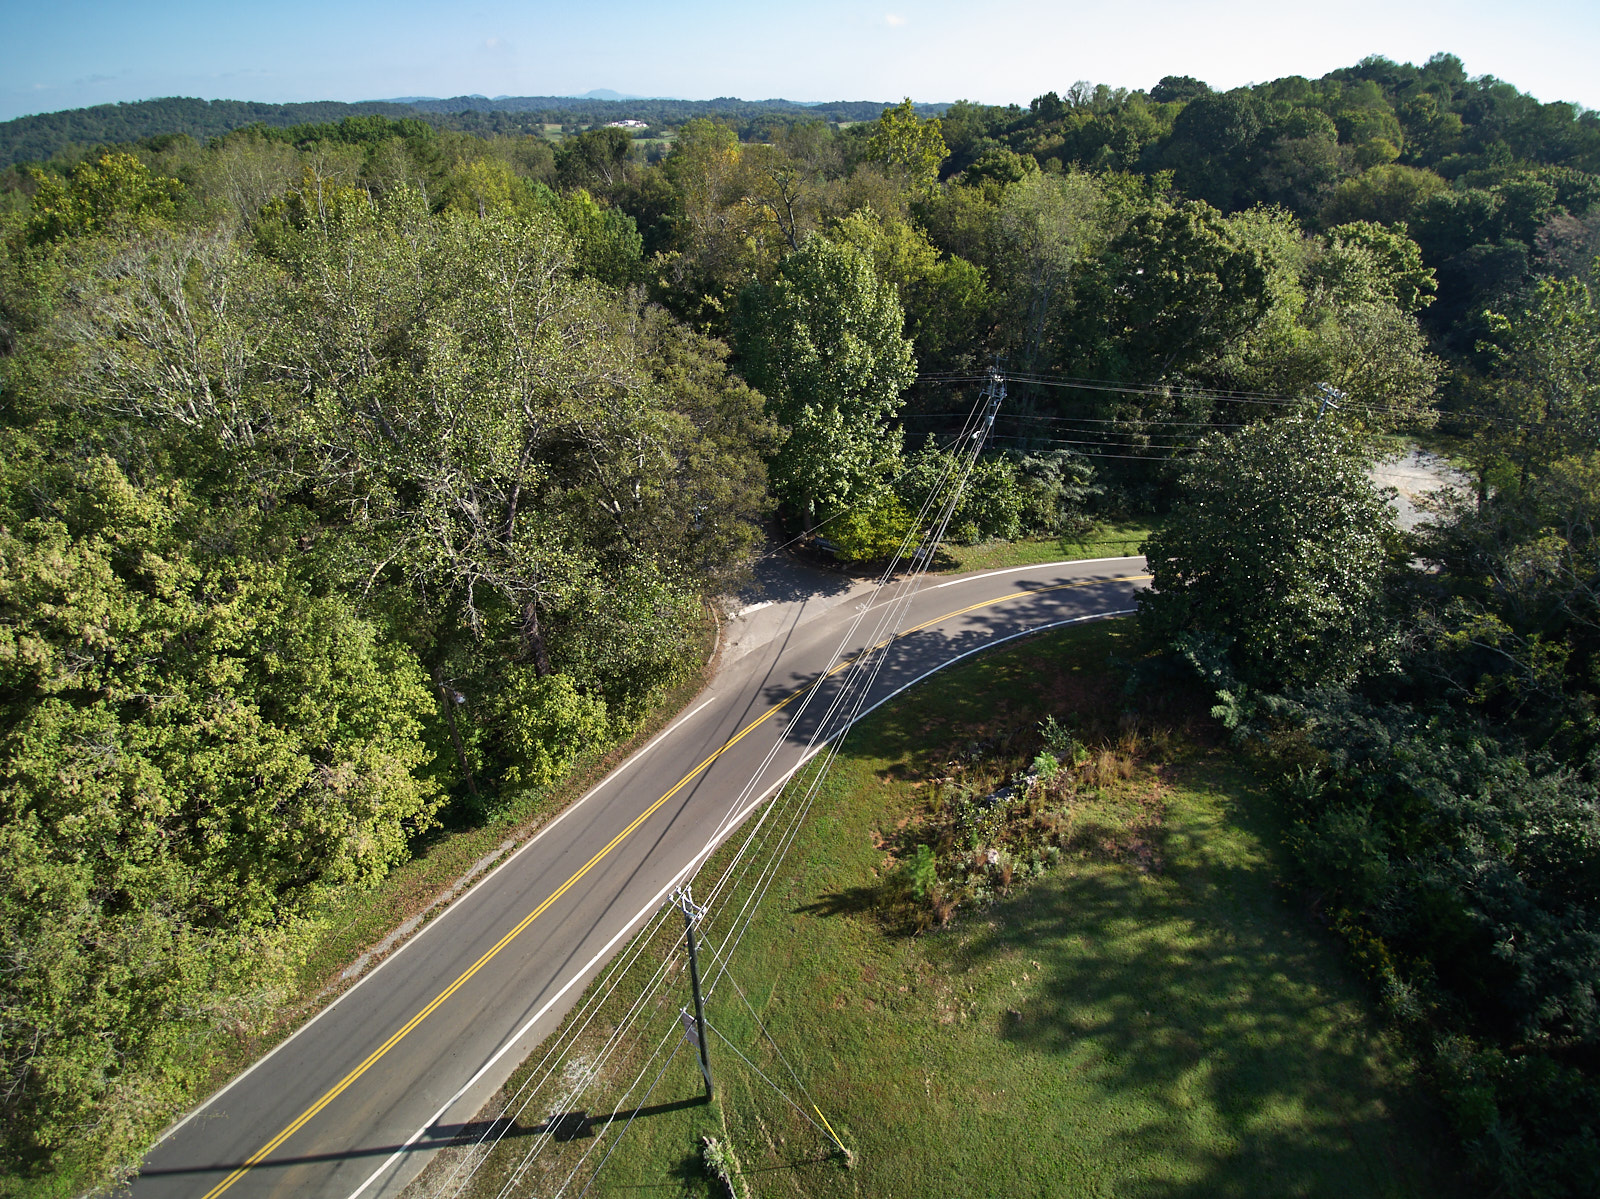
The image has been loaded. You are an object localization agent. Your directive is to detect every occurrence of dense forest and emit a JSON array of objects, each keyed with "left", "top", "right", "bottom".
[{"left": 1, "top": 51, "right": 1597, "bottom": 1195}]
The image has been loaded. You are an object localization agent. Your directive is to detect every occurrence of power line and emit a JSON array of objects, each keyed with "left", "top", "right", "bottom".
[
  {"left": 704, "top": 1020, "right": 840, "bottom": 1148},
  {"left": 925, "top": 367, "right": 1574, "bottom": 437},
  {"left": 986, "top": 434, "right": 1194, "bottom": 461},
  {"left": 906, "top": 410, "right": 1254, "bottom": 430},
  {"left": 438, "top": 370, "right": 1005, "bottom": 1199},
  {"left": 561, "top": 1024, "right": 686, "bottom": 1198},
  {"left": 620, "top": 372, "right": 1007, "bottom": 1167},
  {"left": 698, "top": 377, "right": 1008, "bottom": 1003},
  {"left": 753, "top": 426, "right": 979, "bottom": 561},
  {"left": 425, "top": 905, "right": 681, "bottom": 1197}
]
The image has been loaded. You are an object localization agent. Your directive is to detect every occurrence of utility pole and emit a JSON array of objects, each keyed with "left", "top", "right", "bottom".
[
  {"left": 1315, "top": 383, "right": 1345, "bottom": 421},
  {"left": 913, "top": 366, "right": 1007, "bottom": 568},
  {"left": 979, "top": 365, "right": 1007, "bottom": 439},
  {"left": 674, "top": 886, "right": 713, "bottom": 1101}
]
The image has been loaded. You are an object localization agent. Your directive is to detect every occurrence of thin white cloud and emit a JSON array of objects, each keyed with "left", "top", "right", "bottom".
[{"left": 885, "top": 13, "right": 907, "bottom": 27}]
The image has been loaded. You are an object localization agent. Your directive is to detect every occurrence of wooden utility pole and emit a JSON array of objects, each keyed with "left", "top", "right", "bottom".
[{"left": 675, "top": 886, "right": 714, "bottom": 1101}]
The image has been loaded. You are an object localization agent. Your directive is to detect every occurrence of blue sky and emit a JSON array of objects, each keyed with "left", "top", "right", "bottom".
[{"left": 4, "top": 0, "right": 1598, "bottom": 122}]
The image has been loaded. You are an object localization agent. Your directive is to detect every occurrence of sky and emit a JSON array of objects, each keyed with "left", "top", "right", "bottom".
[{"left": 4, "top": 0, "right": 1599, "bottom": 122}]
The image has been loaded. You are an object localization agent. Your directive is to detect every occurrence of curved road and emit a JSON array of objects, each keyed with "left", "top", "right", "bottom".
[{"left": 134, "top": 556, "right": 1149, "bottom": 1199}]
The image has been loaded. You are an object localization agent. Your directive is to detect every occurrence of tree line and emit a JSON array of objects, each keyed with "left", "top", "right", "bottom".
[{"left": 0, "top": 95, "right": 941, "bottom": 170}]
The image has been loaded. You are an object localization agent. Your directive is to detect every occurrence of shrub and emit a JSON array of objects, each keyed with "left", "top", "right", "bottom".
[
  {"left": 903, "top": 843, "right": 938, "bottom": 900},
  {"left": 828, "top": 489, "right": 916, "bottom": 562}
]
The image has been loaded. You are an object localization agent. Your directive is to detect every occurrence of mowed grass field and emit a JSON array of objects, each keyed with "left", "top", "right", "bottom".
[{"left": 439, "top": 620, "right": 1458, "bottom": 1199}]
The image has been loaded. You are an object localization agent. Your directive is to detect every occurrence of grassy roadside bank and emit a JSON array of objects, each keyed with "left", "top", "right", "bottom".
[
  {"left": 135, "top": 608, "right": 725, "bottom": 1159},
  {"left": 425, "top": 619, "right": 1456, "bottom": 1199},
  {"left": 933, "top": 520, "right": 1154, "bottom": 574},
  {"left": 296, "top": 606, "right": 722, "bottom": 992}
]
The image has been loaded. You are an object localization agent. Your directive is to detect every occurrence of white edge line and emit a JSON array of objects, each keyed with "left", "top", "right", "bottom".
[
  {"left": 345, "top": 605, "right": 1139, "bottom": 1198},
  {"left": 931, "top": 556, "right": 1146, "bottom": 589},
  {"left": 147, "top": 694, "right": 719, "bottom": 1150},
  {"left": 344, "top": 756, "right": 819, "bottom": 1199}
]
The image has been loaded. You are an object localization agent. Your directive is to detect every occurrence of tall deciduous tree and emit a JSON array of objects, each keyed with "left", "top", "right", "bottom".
[
  {"left": 1477, "top": 276, "right": 1600, "bottom": 489},
  {"left": 829, "top": 207, "right": 990, "bottom": 372},
  {"left": 1215, "top": 209, "right": 1442, "bottom": 427},
  {"left": 25, "top": 152, "right": 181, "bottom": 245},
  {"left": 1140, "top": 416, "right": 1396, "bottom": 691},
  {"left": 735, "top": 235, "right": 916, "bottom": 516},
  {"left": 991, "top": 171, "right": 1108, "bottom": 371},
  {"left": 1070, "top": 199, "right": 1271, "bottom": 381},
  {"left": 866, "top": 99, "right": 948, "bottom": 194}
]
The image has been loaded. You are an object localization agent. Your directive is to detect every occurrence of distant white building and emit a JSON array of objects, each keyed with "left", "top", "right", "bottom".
[{"left": 604, "top": 119, "right": 650, "bottom": 129}]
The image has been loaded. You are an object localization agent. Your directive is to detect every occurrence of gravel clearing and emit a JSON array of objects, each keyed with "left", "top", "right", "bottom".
[{"left": 1371, "top": 447, "right": 1472, "bottom": 531}]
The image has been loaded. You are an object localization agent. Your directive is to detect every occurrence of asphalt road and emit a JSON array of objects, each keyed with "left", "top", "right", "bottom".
[{"left": 133, "top": 556, "right": 1149, "bottom": 1199}]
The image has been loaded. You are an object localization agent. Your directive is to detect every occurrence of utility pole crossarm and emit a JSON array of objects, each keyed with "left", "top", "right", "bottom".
[{"left": 978, "top": 365, "right": 1006, "bottom": 439}]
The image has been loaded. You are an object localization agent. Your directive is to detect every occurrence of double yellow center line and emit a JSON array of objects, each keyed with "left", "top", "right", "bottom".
[{"left": 195, "top": 573, "right": 1147, "bottom": 1196}]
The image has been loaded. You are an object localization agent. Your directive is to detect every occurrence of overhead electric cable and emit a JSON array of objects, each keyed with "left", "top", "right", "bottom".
[
  {"left": 450, "top": 369, "right": 1042, "bottom": 1198},
  {"left": 699, "top": 377, "right": 1007, "bottom": 999},
  {"left": 428, "top": 905, "right": 683, "bottom": 1196}
]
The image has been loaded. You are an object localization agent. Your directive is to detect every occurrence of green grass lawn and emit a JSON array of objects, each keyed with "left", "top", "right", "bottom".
[
  {"left": 935, "top": 520, "right": 1154, "bottom": 574},
  {"left": 439, "top": 621, "right": 1457, "bottom": 1199}
]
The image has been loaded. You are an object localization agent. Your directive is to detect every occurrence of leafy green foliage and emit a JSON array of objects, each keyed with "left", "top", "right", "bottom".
[
  {"left": 866, "top": 99, "right": 948, "bottom": 192},
  {"left": 890, "top": 438, "right": 1097, "bottom": 547},
  {"left": 25, "top": 152, "right": 181, "bottom": 244},
  {"left": 827, "top": 488, "right": 915, "bottom": 563},
  {"left": 902, "top": 843, "right": 938, "bottom": 901},
  {"left": 489, "top": 670, "right": 609, "bottom": 797},
  {"left": 1140, "top": 416, "right": 1396, "bottom": 691},
  {"left": 735, "top": 235, "right": 915, "bottom": 516},
  {"left": 1277, "top": 699, "right": 1600, "bottom": 1195},
  {"left": 828, "top": 207, "right": 989, "bottom": 372},
  {"left": 0, "top": 455, "right": 440, "bottom": 1179},
  {"left": 1135, "top": 281, "right": 1600, "bottom": 1194},
  {"left": 1072, "top": 199, "right": 1272, "bottom": 380},
  {"left": 1475, "top": 276, "right": 1600, "bottom": 485},
  {"left": 0, "top": 130, "right": 770, "bottom": 1187},
  {"left": 5, "top": 49, "right": 1600, "bottom": 1195}
]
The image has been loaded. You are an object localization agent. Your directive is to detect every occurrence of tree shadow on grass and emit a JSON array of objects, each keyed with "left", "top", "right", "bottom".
[
  {"left": 763, "top": 623, "right": 1460, "bottom": 1197},
  {"left": 795, "top": 885, "right": 881, "bottom": 919},
  {"left": 940, "top": 858, "right": 1462, "bottom": 1198}
]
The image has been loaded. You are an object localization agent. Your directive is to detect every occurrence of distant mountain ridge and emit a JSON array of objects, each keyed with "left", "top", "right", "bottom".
[{"left": 0, "top": 94, "right": 943, "bottom": 167}]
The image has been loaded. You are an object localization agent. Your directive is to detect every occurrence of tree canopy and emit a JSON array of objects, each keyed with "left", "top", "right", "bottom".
[{"left": 735, "top": 234, "right": 915, "bottom": 516}]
